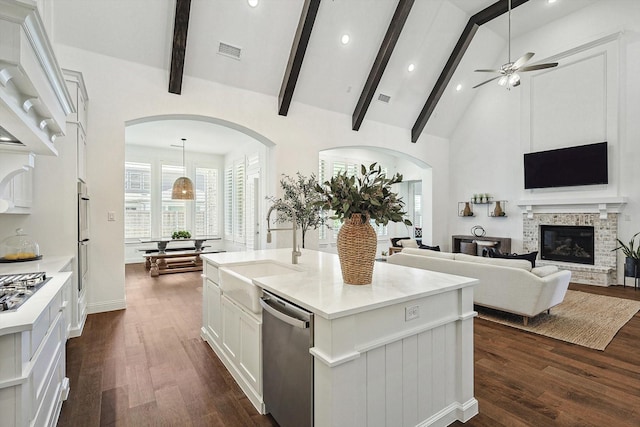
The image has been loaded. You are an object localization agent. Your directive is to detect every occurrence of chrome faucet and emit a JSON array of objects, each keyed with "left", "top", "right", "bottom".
[{"left": 266, "top": 205, "right": 302, "bottom": 264}]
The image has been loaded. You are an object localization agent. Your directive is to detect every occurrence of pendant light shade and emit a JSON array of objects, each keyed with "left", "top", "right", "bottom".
[{"left": 171, "top": 138, "right": 195, "bottom": 200}]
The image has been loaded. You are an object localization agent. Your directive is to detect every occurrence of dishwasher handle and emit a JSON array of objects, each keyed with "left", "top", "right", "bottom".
[{"left": 260, "top": 297, "right": 309, "bottom": 329}]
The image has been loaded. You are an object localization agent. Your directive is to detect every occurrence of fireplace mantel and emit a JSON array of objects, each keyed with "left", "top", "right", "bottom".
[{"left": 517, "top": 197, "right": 627, "bottom": 219}]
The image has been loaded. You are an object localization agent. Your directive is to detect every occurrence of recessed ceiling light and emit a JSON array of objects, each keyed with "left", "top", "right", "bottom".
[
  {"left": 407, "top": 63, "right": 415, "bottom": 72},
  {"left": 456, "top": 84, "right": 463, "bottom": 91},
  {"left": 547, "top": 0, "right": 557, "bottom": 3},
  {"left": 248, "top": 0, "right": 259, "bottom": 7},
  {"left": 341, "top": 34, "right": 350, "bottom": 45}
]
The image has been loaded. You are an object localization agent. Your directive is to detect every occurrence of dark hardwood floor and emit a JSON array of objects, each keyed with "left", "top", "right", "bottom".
[
  {"left": 58, "top": 265, "right": 640, "bottom": 426},
  {"left": 58, "top": 263, "right": 278, "bottom": 427}
]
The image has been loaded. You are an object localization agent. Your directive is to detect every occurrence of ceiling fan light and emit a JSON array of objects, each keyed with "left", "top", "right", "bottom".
[
  {"left": 497, "top": 76, "right": 508, "bottom": 87},
  {"left": 508, "top": 73, "right": 520, "bottom": 86}
]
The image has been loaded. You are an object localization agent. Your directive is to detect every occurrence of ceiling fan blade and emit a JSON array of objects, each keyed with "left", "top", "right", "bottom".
[
  {"left": 474, "top": 69, "right": 502, "bottom": 73},
  {"left": 472, "top": 75, "right": 502, "bottom": 89},
  {"left": 519, "top": 62, "right": 559, "bottom": 72},
  {"left": 512, "top": 52, "right": 535, "bottom": 69}
]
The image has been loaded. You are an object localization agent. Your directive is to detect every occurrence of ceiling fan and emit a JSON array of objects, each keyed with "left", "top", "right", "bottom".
[{"left": 473, "top": 0, "right": 558, "bottom": 89}]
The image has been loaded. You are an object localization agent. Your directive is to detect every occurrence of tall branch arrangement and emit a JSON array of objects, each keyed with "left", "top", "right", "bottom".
[
  {"left": 314, "top": 163, "right": 412, "bottom": 227},
  {"left": 266, "top": 172, "right": 328, "bottom": 248}
]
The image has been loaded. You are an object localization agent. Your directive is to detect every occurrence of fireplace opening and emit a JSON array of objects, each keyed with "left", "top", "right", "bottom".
[{"left": 540, "top": 225, "right": 595, "bottom": 265}]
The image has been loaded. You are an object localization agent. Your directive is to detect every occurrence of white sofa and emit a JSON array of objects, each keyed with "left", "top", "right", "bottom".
[{"left": 387, "top": 248, "right": 572, "bottom": 324}]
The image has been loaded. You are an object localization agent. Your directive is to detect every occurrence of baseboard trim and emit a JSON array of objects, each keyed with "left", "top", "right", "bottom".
[{"left": 87, "top": 299, "right": 127, "bottom": 314}]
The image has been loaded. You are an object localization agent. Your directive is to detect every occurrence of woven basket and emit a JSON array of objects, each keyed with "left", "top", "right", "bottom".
[{"left": 337, "top": 213, "right": 377, "bottom": 285}]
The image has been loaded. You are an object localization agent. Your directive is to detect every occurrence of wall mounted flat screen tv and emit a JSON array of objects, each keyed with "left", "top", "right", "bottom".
[{"left": 524, "top": 142, "right": 608, "bottom": 189}]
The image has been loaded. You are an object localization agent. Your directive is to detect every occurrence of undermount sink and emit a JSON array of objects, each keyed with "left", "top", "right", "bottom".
[{"left": 218, "top": 260, "right": 302, "bottom": 314}]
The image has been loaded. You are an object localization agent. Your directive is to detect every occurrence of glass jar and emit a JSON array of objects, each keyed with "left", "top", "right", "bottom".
[{"left": 0, "top": 228, "right": 41, "bottom": 261}]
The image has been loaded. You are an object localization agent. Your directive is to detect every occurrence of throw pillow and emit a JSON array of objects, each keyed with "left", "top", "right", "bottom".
[
  {"left": 489, "top": 250, "right": 538, "bottom": 267},
  {"left": 414, "top": 227, "right": 423, "bottom": 238},
  {"left": 398, "top": 239, "right": 419, "bottom": 248},
  {"left": 419, "top": 244, "right": 440, "bottom": 251}
]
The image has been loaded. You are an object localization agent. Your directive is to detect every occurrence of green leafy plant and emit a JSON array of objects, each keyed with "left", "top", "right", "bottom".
[
  {"left": 612, "top": 232, "right": 640, "bottom": 259},
  {"left": 314, "top": 163, "right": 412, "bottom": 227},
  {"left": 172, "top": 230, "right": 191, "bottom": 239},
  {"left": 267, "top": 172, "right": 328, "bottom": 249}
]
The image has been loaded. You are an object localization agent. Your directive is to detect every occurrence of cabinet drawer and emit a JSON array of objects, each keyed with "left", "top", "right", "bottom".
[
  {"left": 31, "top": 312, "right": 64, "bottom": 412},
  {"left": 204, "top": 263, "right": 219, "bottom": 284},
  {"left": 31, "top": 340, "right": 64, "bottom": 427}
]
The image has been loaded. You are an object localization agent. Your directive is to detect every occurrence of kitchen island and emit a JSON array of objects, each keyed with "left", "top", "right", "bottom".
[{"left": 201, "top": 249, "right": 478, "bottom": 427}]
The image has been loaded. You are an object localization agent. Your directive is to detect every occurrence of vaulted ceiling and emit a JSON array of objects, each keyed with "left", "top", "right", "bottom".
[{"left": 52, "top": 0, "right": 598, "bottom": 145}]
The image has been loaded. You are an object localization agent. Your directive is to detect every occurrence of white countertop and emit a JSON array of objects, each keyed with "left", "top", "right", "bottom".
[
  {"left": 0, "top": 255, "right": 73, "bottom": 275},
  {"left": 202, "top": 249, "right": 477, "bottom": 319},
  {"left": 0, "top": 255, "right": 74, "bottom": 335}
]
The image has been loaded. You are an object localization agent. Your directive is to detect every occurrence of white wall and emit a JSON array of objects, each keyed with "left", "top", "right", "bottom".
[
  {"left": 449, "top": 0, "right": 640, "bottom": 282},
  {"left": 47, "top": 44, "right": 446, "bottom": 312}
]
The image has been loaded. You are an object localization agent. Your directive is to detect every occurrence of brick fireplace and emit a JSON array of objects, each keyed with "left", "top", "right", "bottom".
[{"left": 520, "top": 198, "right": 625, "bottom": 286}]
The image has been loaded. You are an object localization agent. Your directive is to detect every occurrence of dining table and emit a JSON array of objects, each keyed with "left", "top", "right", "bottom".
[{"left": 139, "top": 236, "right": 221, "bottom": 254}]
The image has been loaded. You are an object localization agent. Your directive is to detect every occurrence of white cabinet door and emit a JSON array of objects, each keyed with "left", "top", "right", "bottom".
[
  {"left": 238, "top": 309, "right": 261, "bottom": 393},
  {"left": 205, "top": 279, "right": 222, "bottom": 344},
  {"left": 77, "top": 128, "right": 87, "bottom": 183},
  {"left": 221, "top": 296, "right": 240, "bottom": 362},
  {"left": 11, "top": 167, "right": 33, "bottom": 209}
]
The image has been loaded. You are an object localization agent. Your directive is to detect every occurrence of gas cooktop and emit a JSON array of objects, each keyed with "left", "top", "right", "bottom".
[{"left": 0, "top": 272, "right": 49, "bottom": 312}]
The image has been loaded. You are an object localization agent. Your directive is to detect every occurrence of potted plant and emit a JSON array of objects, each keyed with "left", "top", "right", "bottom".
[
  {"left": 612, "top": 232, "right": 640, "bottom": 278},
  {"left": 266, "top": 172, "right": 328, "bottom": 249},
  {"left": 172, "top": 230, "right": 191, "bottom": 239},
  {"left": 315, "top": 163, "right": 412, "bottom": 285}
]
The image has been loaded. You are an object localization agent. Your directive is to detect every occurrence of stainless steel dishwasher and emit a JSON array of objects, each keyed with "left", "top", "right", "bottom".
[{"left": 260, "top": 290, "right": 314, "bottom": 427}]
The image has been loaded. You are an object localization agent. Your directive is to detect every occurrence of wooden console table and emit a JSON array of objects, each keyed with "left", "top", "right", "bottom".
[{"left": 452, "top": 235, "right": 511, "bottom": 255}]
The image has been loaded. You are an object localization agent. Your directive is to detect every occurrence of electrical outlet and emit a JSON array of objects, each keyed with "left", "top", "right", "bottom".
[{"left": 405, "top": 305, "right": 419, "bottom": 321}]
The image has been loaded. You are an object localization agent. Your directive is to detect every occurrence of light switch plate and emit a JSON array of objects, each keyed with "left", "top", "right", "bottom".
[{"left": 107, "top": 211, "right": 115, "bottom": 222}]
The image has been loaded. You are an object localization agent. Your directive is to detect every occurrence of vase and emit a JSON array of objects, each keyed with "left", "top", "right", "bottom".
[
  {"left": 493, "top": 201, "right": 504, "bottom": 217},
  {"left": 337, "top": 213, "right": 377, "bottom": 285},
  {"left": 463, "top": 202, "right": 472, "bottom": 217},
  {"left": 624, "top": 257, "right": 640, "bottom": 278}
]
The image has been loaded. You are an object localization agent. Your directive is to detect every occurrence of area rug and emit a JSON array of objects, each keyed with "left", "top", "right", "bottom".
[{"left": 476, "top": 290, "right": 640, "bottom": 351}]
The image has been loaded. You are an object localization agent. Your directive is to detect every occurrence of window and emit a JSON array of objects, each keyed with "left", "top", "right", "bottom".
[
  {"left": 124, "top": 162, "right": 151, "bottom": 238},
  {"left": 234, "top": 161, "right": 245, "bottom": 242},
  {"left": 224, "top": 159, "right": 246, "bottom": 243},
  {"left": 195, "top": 168, "right": 218, "bottom": 236},
  {"left": 161, "top": 164, "right": 186, "bottom": 236}
]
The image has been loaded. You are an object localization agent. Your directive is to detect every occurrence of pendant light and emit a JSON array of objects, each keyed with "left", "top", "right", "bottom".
[{"left": 171, "top": 138, "right": 194, "bottom": 200}]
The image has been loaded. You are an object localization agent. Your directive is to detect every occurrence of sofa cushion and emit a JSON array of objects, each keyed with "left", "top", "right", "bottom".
[
  {"left": 454, "top": 253, "right": 533, "bottom": 271},
  {"left": 531, "top": 265, "right": 559, "bottom": 277},
  {"left": 489, "top": 250, "right": 538, "bottom": 267},
  {"left": 398, "top": 238, "right": 419, "bottom": 248},
  {"left": 401, "top": 248, "right": 455, "bottom": 260}
]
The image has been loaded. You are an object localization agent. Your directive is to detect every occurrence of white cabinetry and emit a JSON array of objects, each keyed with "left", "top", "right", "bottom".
[
  {"left": 1, "top": 166, "right": 33, "bottom": 214},
  {"left": 0, "top": 273, "right": 72, "bottom": 427},
  {"left": 201, "top": 261, "right": 264, "bottom": 413},
  {"left": 30, "top": 70, "right": 88, "bottom": 337}
]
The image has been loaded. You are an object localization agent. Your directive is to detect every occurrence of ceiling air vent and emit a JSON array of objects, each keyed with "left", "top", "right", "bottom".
[
  {"left": 218, "top": 42, "right": 242, "bottom": 60},
  {"left": 377, "top": 93, "right": 391, "bottom": 103}
]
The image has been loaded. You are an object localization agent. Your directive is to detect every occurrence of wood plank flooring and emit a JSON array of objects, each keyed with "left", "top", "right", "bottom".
[
  {"left": 57, "top": 263, "right": 278, "bottom": 427},
  {"left": 58, "top": 265, "right": 640, "bottom": 426}
]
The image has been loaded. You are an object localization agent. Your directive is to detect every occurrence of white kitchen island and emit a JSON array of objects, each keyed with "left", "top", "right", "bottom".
[{"left": 201, "top": 249, "right": 478, "bottom": 427}]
